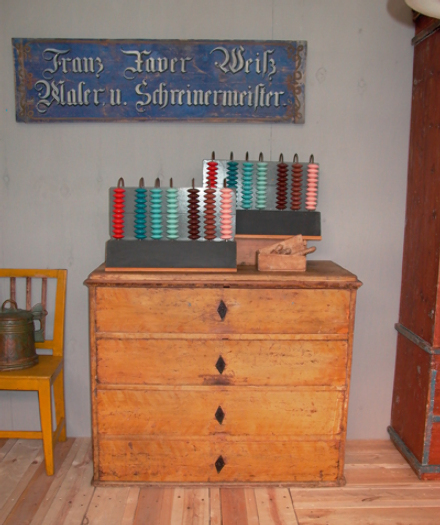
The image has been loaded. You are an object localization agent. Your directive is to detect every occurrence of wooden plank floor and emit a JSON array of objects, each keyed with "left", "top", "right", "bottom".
[{"left": 0, "top": 438, "right": 439, "bottom": 524}]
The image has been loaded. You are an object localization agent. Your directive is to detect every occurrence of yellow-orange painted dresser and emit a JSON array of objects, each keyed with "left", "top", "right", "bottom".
[{"left": 85, "top": 261, "right": 361, "bottom": 485}]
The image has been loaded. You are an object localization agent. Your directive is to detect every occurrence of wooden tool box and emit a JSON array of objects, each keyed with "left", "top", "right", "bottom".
[{"left": 85, "top": 261, "right": 361, "bottom": 485}]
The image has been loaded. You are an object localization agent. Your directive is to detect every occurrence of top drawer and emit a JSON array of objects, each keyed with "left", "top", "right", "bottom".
[{"left": 94, "top": 287, "right": 350, "bottom": 335}]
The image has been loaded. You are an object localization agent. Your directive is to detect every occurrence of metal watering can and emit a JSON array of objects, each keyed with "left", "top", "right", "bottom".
[{"left": 0, "top": 300, "right": 47, "bottom": 371}]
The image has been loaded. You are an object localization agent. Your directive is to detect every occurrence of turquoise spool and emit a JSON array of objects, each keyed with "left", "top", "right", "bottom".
[
  {"left": 241, "top": 160, "right": 254, "bottom": 209},
  {"left": 166, "top": 187, "right": 179, "bottom": 240},
  {"left": 134, "top": 186, "right": 147, "bottom": 239},
  {"left": 256, "top": 159, "right": 268, "bottom": 210},
  {"left": 149, "top": 187, "right": 163, "bottom": 240}
]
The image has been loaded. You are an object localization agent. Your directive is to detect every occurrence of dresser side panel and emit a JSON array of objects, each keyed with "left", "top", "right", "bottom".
[
  {"left": 337, "top": 288, "right": 359, "bottom": 479},
  {"left": 87, "top": 285, "right": 100, "bottom": 482}
]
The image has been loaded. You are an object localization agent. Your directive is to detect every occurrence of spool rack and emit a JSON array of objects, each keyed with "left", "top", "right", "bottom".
[
  {"left": 202, "top": 154, "right": 321, "bottom": 239},
  {"left": 106, "top": 180, "right": 237, "bottom": 272}
]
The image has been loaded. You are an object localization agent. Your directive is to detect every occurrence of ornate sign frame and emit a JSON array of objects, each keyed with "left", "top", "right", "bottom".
[{"left": 13, "top": 39, "right": 307, "bottom": 123}]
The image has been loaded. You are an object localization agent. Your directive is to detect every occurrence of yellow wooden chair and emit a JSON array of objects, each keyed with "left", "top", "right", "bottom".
[{"left": 0, "top": 269, "right": 67, "bottom": 475}]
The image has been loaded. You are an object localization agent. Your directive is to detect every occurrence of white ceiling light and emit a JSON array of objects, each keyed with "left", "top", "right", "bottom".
[{"left": 405, "top": 0, "right": 440, "bottom": 18}]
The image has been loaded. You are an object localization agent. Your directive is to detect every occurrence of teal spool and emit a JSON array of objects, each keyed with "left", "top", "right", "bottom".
[
  {"left": 256, "top": 158, "right": 268, "bottom": 210},
  {"left": 241, "top": 160, "right": 254, "bottom": 209},
  {"left": 134, "top": 186, "right": 147, "bottom": 239},
  {"left": 166, "top": 187, "right": 179, "bottom": 240},
  {"left": 149, "top": 187, "right": 163, "bottom": 240},
  {"left": 226, "top": 153, "right": 239, "bottom": 189}
]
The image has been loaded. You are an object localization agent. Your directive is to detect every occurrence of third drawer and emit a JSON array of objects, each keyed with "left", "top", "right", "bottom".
[{"left": 96, "top": 388, "right": 345, "bottom": 437}]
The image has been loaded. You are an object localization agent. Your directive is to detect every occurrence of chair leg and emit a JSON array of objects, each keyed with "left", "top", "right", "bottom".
[
  {"left": 53, "top": 369, "right": 66, "bottom": 442},
  {"left": 38, "top": 381, "right": 54, "bottom": 476}
]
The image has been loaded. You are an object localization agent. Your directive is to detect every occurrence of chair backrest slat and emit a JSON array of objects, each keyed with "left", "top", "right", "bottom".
[
  {"left": 41, "top": 278, "right": 47, "bottom": 336},
  {"left": 41, "top": 278, "right": 47, "bottom": 309},
  {"left": 10, "top": 277, "right": 16, "bottom": 303},
  {"left": 26, "top": 277, "right": 31, "bottom": 310}
]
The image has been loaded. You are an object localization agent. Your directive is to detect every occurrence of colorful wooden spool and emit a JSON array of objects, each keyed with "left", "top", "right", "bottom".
[
  {"left": 134, "top": 178, "right": 147, "bottom": 240},
  {"left": 275, "top": 154, "right": 288, "bottom": 210},
  {"left": 291, "top": 154, "right": 303, "bottom": 211},
  {"left": 226, "top": 152, "right": 238, "bottom": 189},
  {"left": 150, "top": 178, "right": 163, "bottom": 240},
  {"left": 220, "top": 184, "right": 234, "bottom": 240},
  {"left": 166, "top": 178, "right": 179, "bottom": 240},
  {"left": 206, "top": 151, "right": 218, "bottom": 189},
  {"left": 306, "top": 155, "right": 319, "bottom": 211},
  {"left": 112, "top": 177, "right": 125, "bottom": 239},
  {"left": 187, "top": 179, "right": 201, "bottom": 240},
  {"left": 256, "top": 152, "right": 268, "bottom": 210},
  {"left": 203, "top": 185, "right": 217, "bottom": 240},
  {"left": 241, "top": 152, "right": 254, "bottom": 210}
]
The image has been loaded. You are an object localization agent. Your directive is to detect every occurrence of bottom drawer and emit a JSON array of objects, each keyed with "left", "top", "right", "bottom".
[{"left": 96, "top": 438, "right": 341, "bottom": 483}]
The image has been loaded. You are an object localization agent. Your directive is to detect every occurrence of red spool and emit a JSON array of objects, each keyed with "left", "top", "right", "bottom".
[
  {"left": 187, "top": 184, "right": 201, "bottom": 240},
  {"left": 206, "top": 152, "right": 218, "bottom": 189},
  {"left": 112, "top": 179, "right": 125, "bottom": 239},
  {"left": 203, "top": 187, "right": 217, "bottom": 240},
  {"left": 276, "top": 155, "right": 288, "bottom": 210},
  {"left": 291, "top": 157, "right": 303, "bottom": 210}
]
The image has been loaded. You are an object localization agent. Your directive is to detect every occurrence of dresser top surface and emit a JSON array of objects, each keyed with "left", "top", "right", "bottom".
[{"left": 85, "top": 260, "right": 361, "bottom": 289}]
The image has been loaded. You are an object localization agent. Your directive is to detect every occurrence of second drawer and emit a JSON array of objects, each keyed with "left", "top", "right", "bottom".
[{"left": 96, "top": 338, "right": 348, "bottom": 387}]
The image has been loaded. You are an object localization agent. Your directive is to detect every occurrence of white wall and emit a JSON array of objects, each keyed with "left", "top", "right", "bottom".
[{"left": 0, "top": 0, "right": 414, "bottom": 438}]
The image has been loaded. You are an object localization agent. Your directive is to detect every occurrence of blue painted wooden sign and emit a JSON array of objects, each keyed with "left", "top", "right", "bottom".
[{"left": 13, "top": 39, "right": 307, "bottom": 123}]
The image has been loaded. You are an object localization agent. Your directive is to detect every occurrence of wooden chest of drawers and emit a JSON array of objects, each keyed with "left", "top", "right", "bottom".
[{"left": 85, "top": 261, "right": 361, "bottom": 485}]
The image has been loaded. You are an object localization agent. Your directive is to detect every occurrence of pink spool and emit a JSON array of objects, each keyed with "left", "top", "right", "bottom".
[
  {"left": 220, "top": 187, "right": 233, "bottom": 240},
  {"left": 305, "top": 160, "right": 319, "bottom": 211}
]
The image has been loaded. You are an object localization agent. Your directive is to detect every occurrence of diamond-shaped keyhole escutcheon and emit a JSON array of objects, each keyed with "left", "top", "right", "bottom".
[
  {"left": 215, "top": 355, "right": 226, "bottom": 374},
  {"left": 215, "top": 406, "right": 225, "bottom": 424},
  {"left": 215, "top": 455, "right": 226, "bottom": 473},
  {"left": 217, "top": 300, "right": 227, "bottom": 321}
]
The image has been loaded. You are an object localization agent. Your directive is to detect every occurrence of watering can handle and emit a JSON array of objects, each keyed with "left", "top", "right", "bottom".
[
  {"left": 1, "top": 299, "right": 18, "bottom": 311},
  {"left": 31, "top": 304, "right": 48, "bottom": 343}
]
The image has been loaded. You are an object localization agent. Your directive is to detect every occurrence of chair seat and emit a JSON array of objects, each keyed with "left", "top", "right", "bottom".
[{"left": 0, "top": 355, "right": 63, "bottom": 388}]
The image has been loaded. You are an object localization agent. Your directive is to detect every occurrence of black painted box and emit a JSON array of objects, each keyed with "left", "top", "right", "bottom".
[
  {"left": 105, "top": 240, "right": 237, "bottom": 271},
  {"left": 236, "top": 210, "right": 321, "bottom": 237}
]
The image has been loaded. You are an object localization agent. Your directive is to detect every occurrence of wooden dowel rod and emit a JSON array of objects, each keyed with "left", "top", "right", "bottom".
[
  {"left": 26, "top": 277, "right": 31, "bottom": 310},
  {"left": 10, "top": 278, "right": 16, "bottom": 302}
]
